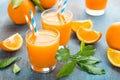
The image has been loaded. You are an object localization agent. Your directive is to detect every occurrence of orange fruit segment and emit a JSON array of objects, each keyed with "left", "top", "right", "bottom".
[
  {"left": 107, "top": 48, "right": 120, "bottom": 67},
  {"left": 71, "top": 20, "right": 93, "bottom": 32},
  {"left": 76, "top": 27, "right": 102, "bottom": 44},
  {"left": 0, "top": 33, "right": 23, "bottom": 52}
]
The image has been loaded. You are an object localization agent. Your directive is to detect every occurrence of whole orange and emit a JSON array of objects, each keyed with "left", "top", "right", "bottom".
[
  {"left": 8, "top": 0, "right": 36, "bottom": 24},
  {"left": 40, "top": 0, "right": 57, "bottom": 9},
  {"left": 106, "top": 22, "right": 120, "bottom": 50}
]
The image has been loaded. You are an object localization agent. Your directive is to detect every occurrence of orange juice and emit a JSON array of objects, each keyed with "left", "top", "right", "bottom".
[
  {"left": 41, "top": 9, "right": 72, "bottom": 45},
  {"left": 86, "top": 0, "right": 108, "bottom": 10},
  {"left": 26, "top": 29, "right": 60, "bottom": 73},
  {"left": 85, "top": 0, "right": 108, "bottom": 16}
]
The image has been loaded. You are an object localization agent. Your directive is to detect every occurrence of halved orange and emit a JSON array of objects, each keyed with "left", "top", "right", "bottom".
[
  {"left": 71, "top": 20, "right": 93, "bottom": 32},
  {"left": 76, "top": 27, "right": 102, "bottom": 44},
  {"left": 0, "top": 33, "right": 23, "bottom": 52},
  {"left": 107, "top": 48, "right": 120, "bottom": 67}
]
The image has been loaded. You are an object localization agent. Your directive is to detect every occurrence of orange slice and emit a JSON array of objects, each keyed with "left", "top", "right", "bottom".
[
  {"left": 107, "top": 48, "right": 120, "bottom": 67},
  {"left": 71, "top": 20, "right": 93, "bottom": 32},
  {"left": 0, "top": 33, "right": 23, "bottom": 52},
  {"left": 76, "top": 27, "right": 102, "bottom": 44}
]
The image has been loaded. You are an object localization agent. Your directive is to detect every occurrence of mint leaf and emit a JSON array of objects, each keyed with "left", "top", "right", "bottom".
[
  {"left": 71, "top": 51, "right": 81, "bottom": 59},
  {"left": 57, "top": 61, "right": 76, "bottom": 77},
  {"left": 75, "top": 56, "right": 89, "bottom": 61},
  {"left": 77, "top": 56, "right": 101, "bottom": 64},
  {"left": 0, "top": 57, "right": 18, "bottom": 69},
  {"left": 32, "top": 0, "right": 44, "bottom": 12},
  {"left": 85, "top": 56, "right": 101, "bottom": 64},
  {"left": 72, "top": 46, "right": 95, "bottom": 58},
  {"left": 80, "top": 41, "right": 85, "bottom": 52},
  {"left": 72, "top": 41, "right": 85, "bottom": 58},
  {"left": 12, "top": 0, "right": 23, "bottom": 9},
  {"left": 56, "top": 41, "right": 105, "bottom": 77},
  {"left": 84, "top": 45, "right": 95, "bottom": 50},
  {"left": 78, "top": 63, "right": 105, "bottom": 74},
  {"left": 80, "top": 45, "right": 96, "bottom": 56},
  {"left": 13, "top": 63, "right": 21, "bottom": 74},
  {"left": 32, "top": 0, "right": 40, "bottom": 6},
  {"left": 56, "top": 48, "right": 70, "bottom": 62}
]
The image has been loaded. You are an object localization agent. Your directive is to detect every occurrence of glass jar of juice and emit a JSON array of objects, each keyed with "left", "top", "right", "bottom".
[
  {"left": 41, "top": 9, "right": 73, "bottom": 46},
  {"left": 26, "top": 28, "right": 60, "bottom": 73},
  {"left": 85, "top": 0, "right": 108, "bottom": 16}
]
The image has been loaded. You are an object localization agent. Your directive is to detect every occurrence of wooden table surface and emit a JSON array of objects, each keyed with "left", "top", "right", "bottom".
[{"left": 0, "top": 0, "right": 120, "bottom": 80}]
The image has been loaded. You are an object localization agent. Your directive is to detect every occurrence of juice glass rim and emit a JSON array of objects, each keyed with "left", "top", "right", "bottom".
[
  {"left": 25, "top": 28, "right": 60, "bottom": 45},
  {"left": 41, "top": 8, "right": 73, "bottom": 21}
]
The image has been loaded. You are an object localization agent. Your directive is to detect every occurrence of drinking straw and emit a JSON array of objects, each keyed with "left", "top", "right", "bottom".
[
  {"left": 60, "top": 0, "right": 68, "bottom": 24},
  {"left": 56, "top": 0, "right": 63, "bottom": 24},
  {"left": 25, "top": 15, "right": 36, "bottom": 43},
  {"left": 25, "top": 15, "right": 33, "bottom": 30},
  {"left": 57, "top": 0, "right": 67, "bottom": 24},
  {"left": 57, "top": 0, "right": 62, "bottom": 14},
  {"left": 25, "top": 15, "right": 35, "bottom": 36},
  {"left": 60, "top": 0, "right": 68, "bottom": 14},
  {"left": 29, "top": 10, "right": 38, "bottom": 32}
]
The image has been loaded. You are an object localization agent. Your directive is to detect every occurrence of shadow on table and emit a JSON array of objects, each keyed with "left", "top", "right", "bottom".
[{"left": 25, "top": 62, "right": 64, "bottom": 80}]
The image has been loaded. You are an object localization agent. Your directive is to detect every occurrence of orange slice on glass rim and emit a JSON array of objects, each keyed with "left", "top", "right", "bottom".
[
  {"left": 0, "top": 33, "right": 23, "bottom": 52},
  {"left": 107, "top": 48, "right": 120, "bottom": 67},
  {"left": 71, "top": 20, "right": 93, "bottom": 32},
  {"left": 76, "top": 27, "right": 102, "bottom": 44}
]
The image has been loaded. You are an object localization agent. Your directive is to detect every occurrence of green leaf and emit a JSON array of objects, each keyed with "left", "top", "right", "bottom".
[
  {"left": 84, "top": 45, "right": 95, "bottom": 50},
  {"left": 12, "top": 0, "right": 23, "bottom": 9},
  {"left": 56, "top": 48, "right": 70, "bottom": 62},
  {"left": 32, "top": 0, "right": 40, "bottom": 6},
  {"left": 13, "top": 63, "right": 21, "bottom": 74},
  {"left": 80, "top": 45, "right": 96, "bottom": 56},
  {"left": 32, "top": 0, "right": 44, "bottom": 12},
  {"left": 72, "top": 44, "right": 95, "bottom": 59},
  {"left": 57, "top": 61, "right": 76, "bottom": 77},
  {"left": 86, "top": 56, "right": 101, "bottom": 64},
  {"left": 80, "top": 41, "right": 85, "bottom": 52},
  {"left": 56, "top": 42, "right": 105, "bottom": 77},
  {"left": 78, "top": 63, "right": 105, "bottom": 74},
  {"left": 71, "top": 51, "right": 81, "bottom": 59},
  {"left": 77, "top": 56, "right": 101, "bottom": 64},
  {"left": 0, "top": 57, "right": 18, "bottom": 69},
  {"left": 75, "top": 56, "right": 88, "bottom": 61}
]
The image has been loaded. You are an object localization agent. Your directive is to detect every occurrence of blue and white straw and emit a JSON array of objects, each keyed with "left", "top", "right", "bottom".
[
  {"left": 29, "top": 10, "right": 38, "bottom": 32},
  {"left": 25, "top": 15, "right": 33, "bottom": 30},
  {"left": 56, "top": 0, "right": 63, "bottom": 14},
  {"left": 60, "top": 0, "right": 68, "bottom": 14}
]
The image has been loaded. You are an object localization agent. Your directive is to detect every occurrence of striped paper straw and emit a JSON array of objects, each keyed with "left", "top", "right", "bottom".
[
  {"left": 56, "top": 0, "right": 63, "bottom": 24},
  {"left": 29, "top": 10, "right": 38, "bottom": 32},
  {"left": 60, "top": 0, "right": 68, "bottom": 14},
  {"left": 57, "top": 0, "right": 62, "bottom": 14},
  {"left": 25, "top": 15, "right": 33, "bottom": 30},
  {"left": 25, "top": 15, "right": 36, "bottom": 36}
]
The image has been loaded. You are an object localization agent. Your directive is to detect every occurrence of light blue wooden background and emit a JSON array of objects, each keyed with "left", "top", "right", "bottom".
[{"left": 0, "top": 0, "right": 120, "bottom": 80}]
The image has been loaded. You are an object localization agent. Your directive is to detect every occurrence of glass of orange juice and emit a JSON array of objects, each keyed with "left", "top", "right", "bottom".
[
  {"left": 25, "top": 28, "right": 60, "bottom": 73},
  {"left": 41, "top": 9, "right": 72, "bottom": 46},
  {"left": 85, "top": 0, "right": 108, "bottom": 16}
]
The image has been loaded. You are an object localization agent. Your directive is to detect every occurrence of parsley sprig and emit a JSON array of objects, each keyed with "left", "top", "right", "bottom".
[{"left": 56, "top": 41, "right": 105, "bottom": 77}]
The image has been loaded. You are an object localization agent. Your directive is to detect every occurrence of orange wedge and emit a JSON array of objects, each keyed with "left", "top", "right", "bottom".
[
  {"left": 0, "top": 33, "right": 23, "bottom": 52},
  {"left": 107, "top": 48, "right": 120, "bottom": 67},
  {"left": 76, "top": 27, "right": 102, "bottom": 44},
  {"left": 71, "top": 20, "right": 93, "bottom": 32}
]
